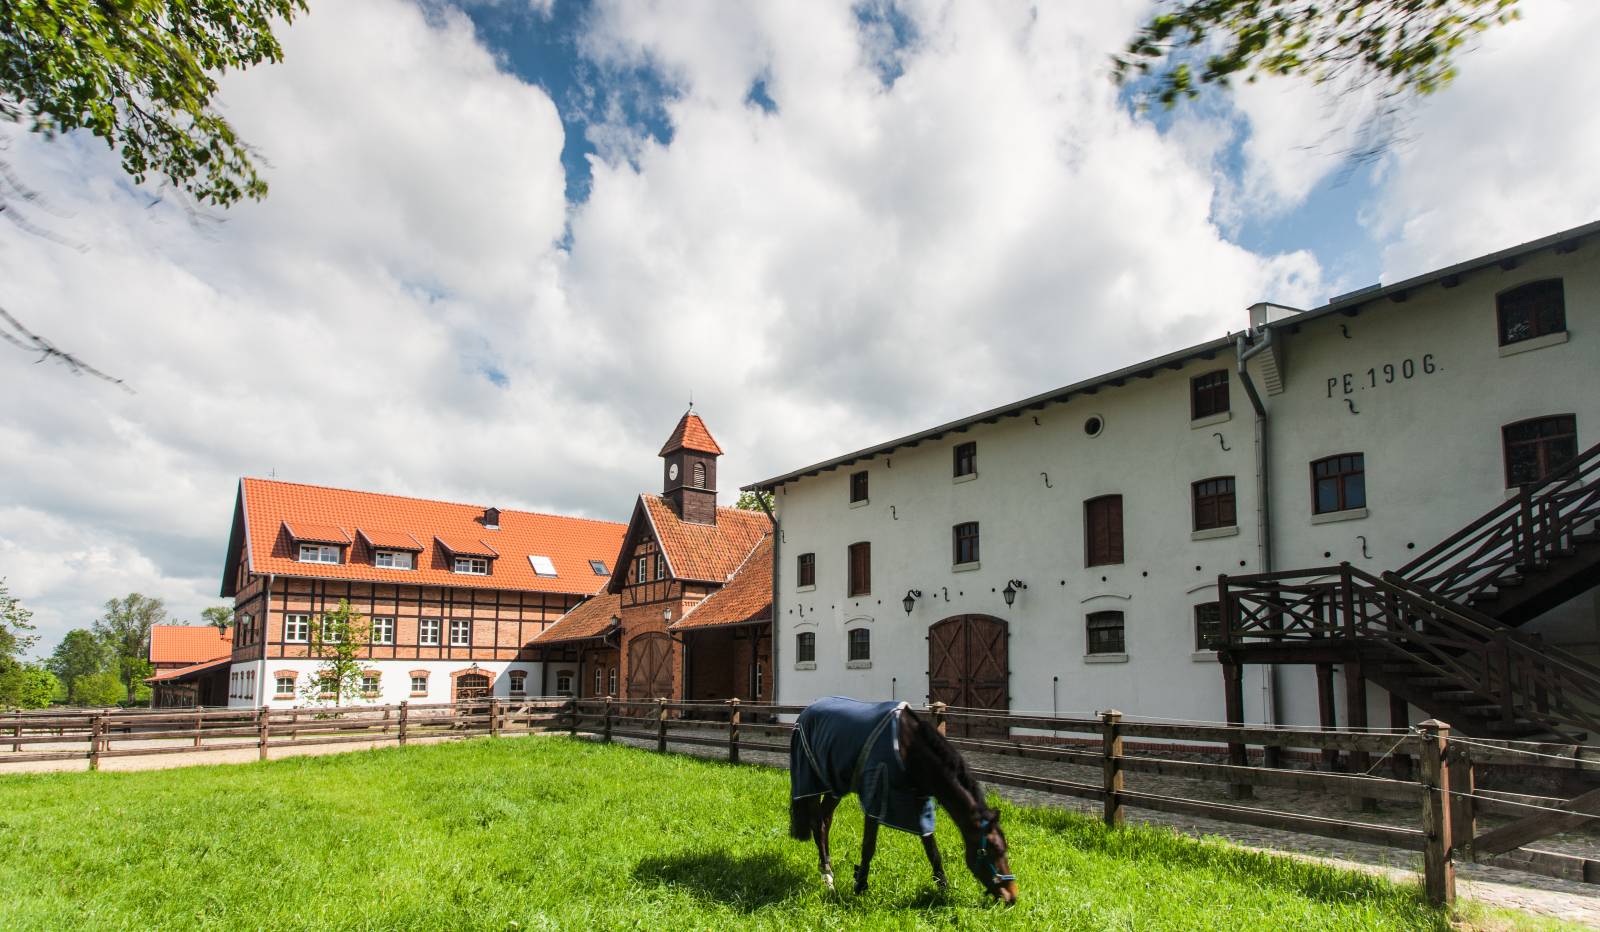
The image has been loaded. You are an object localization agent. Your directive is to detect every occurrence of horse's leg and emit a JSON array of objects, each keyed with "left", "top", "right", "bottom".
[
  {"left": 853, "top": 818, "right": 879, "bottom": 894},
  {"left": 920, "top": 833, "right": 949, "bottom": 888},
  {"left": 815, "top": 796, "right": 840, "bottom": 889}
]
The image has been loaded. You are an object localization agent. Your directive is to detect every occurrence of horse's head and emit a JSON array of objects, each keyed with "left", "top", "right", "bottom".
[{"left": 962, "top": 808, "right": 1016, "bottom": 904}]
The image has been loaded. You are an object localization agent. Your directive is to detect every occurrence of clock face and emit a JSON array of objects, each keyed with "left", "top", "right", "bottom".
[{"left": 669, "top": 463, "right": 679, "bottom": 481}]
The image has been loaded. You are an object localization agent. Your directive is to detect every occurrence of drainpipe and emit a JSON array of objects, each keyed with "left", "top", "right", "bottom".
[
  {"left": 755, "top": 490, "right": 780, "bottom": 704},
  {"left": 257, "top": 573, "right": 274, "bottom": 709},
  {"left": 1236, "top": 330, "right": 1281, "bottom": 739}
]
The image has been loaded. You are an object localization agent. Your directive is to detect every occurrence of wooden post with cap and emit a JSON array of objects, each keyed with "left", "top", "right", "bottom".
[
  {"left": 1101, "top": 709, "right": 1124, "bottom": 828},
  {"left": 257, "top": 707, "right": 270, "bottom": 761},
  {"left": 397, "top": 701, "right": 409, "bottom": 747},
  {"left": 728, "top": 697, "right": 741, "bottom": 763},
  {"left": 1418, "top": 719, "right": 1456, "bottom": 907},
  {"left": 603, "top": 697, "right": 614, "bottom": 743},
  {"left": 931, "top": 701, "right": 948, "bottom": 737},
  {"left": 657, "top": 698, "right": 669, "bottom": 754}
]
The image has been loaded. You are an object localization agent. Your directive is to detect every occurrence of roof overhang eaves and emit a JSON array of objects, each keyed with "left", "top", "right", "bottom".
[{"left": 742, "top": 334, "right": 1238, "bottom": 492}]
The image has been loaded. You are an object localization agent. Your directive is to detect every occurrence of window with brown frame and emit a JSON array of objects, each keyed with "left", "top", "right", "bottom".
[
  {"left": 953, "top": 522, "right": 980, "bottom": 565},
  {"left": 796, "top": 631, "right": 816, "bottom": 663},
  {"left": 850, "top": 470, "right": 869, "bottom": 503},
  {"left": 1503, "top": 415, "right": 1578, "bottom": 487},
  {"left": 1086, "top": 611, "right": 1125, "bottom": 655},
  {"left": 1190, "top": 369, "right": 1230, "bottom": 420},
  {"left": 797, "top": 552, "right": 815, "bottom": 587},
  {"left": 692, "top": 461, "right": 707, "bottom": 488},
  {"left": 1194, "top": 602, "right": 1223, "bottom": 651},
  {"left": 1497, "top": 279, "right": 1566, "bottom": 346},
  {"left": 847, "top": 628, "right": 871, "bottom": 662},
  {"left": 1191, "top": 477, "right": 1237, "bottom": 531},
  {"left": 1084, "top": 495, "right": 1124, "bottom": 566},
  {"left": 953, "top": 442, "right": 977, "bottom": 478},
  {"left": 847, "top": 541, "right": 871, "bottom": 596},
  {"left": 1311, "top": 454, "right": 1366, "bottom": 514}
]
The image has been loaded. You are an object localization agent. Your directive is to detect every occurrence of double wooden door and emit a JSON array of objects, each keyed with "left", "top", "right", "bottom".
[
  {"left": 928, "top": 615, "right": 1009, "bottom": 738},
  {"left": 627, "top": 633, "right": 674, "bottom": 699}
]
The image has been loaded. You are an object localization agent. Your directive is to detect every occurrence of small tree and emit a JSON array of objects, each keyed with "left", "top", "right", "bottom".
[
  {"left": 300, "top": 599, "right": 371, "bottom": 707},
  {"left": 14, "top": 666, "right": 58, "bottom": 709},
  {"left": 70, "top": 671, "right": 126, "bottom": 707},
  {"left": 735, "top": 490, "right": 774, "bottom": 513}
]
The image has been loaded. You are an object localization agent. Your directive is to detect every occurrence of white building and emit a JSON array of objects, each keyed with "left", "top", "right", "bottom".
[{"left": 748, "top": 221, "right": 1600, "bottom": 739}]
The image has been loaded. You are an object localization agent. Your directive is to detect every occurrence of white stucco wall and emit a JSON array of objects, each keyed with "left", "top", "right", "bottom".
[{"left": 230, "top": 659, "right": 549, "bottom": 708}]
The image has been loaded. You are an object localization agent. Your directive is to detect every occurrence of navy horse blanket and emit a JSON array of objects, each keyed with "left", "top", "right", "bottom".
[{"left": 790, "top": 697, "right": 936, "bottom": 836}]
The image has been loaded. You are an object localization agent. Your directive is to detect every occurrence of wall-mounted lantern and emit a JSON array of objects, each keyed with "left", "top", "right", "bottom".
[
  {"left": 1002, "top": 579, "right": 1028, "bottom": 607},
  {"left": 902, "top": 589, "right": 922, "bottom": 615}
]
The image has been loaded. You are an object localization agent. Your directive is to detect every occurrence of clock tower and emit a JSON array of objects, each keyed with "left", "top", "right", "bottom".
[{"left": 659, "top": 410, "right": 723, "bottom": 525}]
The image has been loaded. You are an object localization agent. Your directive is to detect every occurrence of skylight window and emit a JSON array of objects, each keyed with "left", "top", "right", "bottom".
[
  {"left": 528, "top": 555, "right": 559, "bottom": 577},
  {"left": 589, "top": 559, "right": 609, "bottom": 576}
]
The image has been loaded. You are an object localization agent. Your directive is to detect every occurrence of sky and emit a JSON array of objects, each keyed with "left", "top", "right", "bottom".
[{"left": 3, "top": 0, "right": 1597, "bottom": 654}]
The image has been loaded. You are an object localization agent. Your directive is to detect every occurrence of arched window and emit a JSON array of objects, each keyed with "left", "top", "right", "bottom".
[
  {"left": 555, "top": 671, "right": 573, "bottom": 696},
  {"left": 754, "top": 662, "right": 764, "bottom": 699},
  {"left": 607, "top": 667, "right": 618, "bottom": 696},
  {"left": 692, "top": 461, "right": 707, "bottom": 488},
  {"left": 509, "top": 670, "right": 527, "bottom": 695},
  {"left": 594, "top": 666, "right": 602, "bottom": 696}
]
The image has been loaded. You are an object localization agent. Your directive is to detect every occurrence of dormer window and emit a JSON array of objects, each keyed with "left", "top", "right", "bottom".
[
  {"left": 589, "top": 559, "right": 609, "bottom": 575},
  {"left": 482, "top": 507, "right": 501, "bottom": 530},
  {"left": 298, "top": 544, "right": 341, "bottom": 564},
  {"left": 528, "top": 555, "right": 558, "bottom": 577},
  {"left": 374, "top": 550, "right": 413, "bottom": 570},
  {"left": 453, "top": 556, "right": 490, "bottom": 575}
]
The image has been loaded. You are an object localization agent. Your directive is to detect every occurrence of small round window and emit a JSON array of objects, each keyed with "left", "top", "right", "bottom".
[{"left": 1084, "top": 415, "right": 1105, "bottom": 437}]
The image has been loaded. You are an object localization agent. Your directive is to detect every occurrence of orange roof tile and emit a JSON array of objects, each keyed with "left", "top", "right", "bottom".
[
  {"left": 533, "top": 591, "right": 622, "bottom": 644},
  {"left": 232, "top": 478, "right": 625, "bottom": 596},
  {"left": 282, "top": 521, "right": 352, "bottom": 545},
  {"left": 640, "top": 495, "right": 770, "bottom": 584},
  {"left": 658, "top": 411, "right": 724, "bottom": 456},
  {"left": 148, "top": 625, "right": 233, "bottom": 665},
  {"left": 434, "top": 535, "right": 500, "bottom": 558},
  {"left": 356, "top": 527, "right": 423, "bottom": 551},
  {"left": 672, "top": 535, "right": 772, "bottom": 630},
  {"left": 146, "top": 654, "right": 233, "bottom": 682}
]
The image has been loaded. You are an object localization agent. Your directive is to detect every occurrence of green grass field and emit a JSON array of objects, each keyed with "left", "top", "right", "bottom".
[{"left": 0, "top": 737, "right": 1561, "bottom": 930}]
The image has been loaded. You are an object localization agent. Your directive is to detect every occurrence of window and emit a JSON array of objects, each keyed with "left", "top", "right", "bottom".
[
  {"left": 1311, "top": 454, "right": 1366, "bottom": 514},
  {"left": 1085, "top": 495, "right": 1124, "bottom": 566},
  {"left": 361, "top": 673, "right": 380, "bottom": 695},
  {"left": 953, "top": 442, "right": 977, "bottom": 478},
  {"left": 797, "top": 552, "right": 815, "bottom": 588},
  {"left": 374, "top": 550, "right": 413, "bottom": 569},
  {"left": 796, "top": 631, "right": 816, "bottom": 663},
  {"left": 607, "top": 667, "right": 617, "bottom": 695},
  {"left": 1504, "top": 415, "right": 1578, "bottom": 487},
  {"left": 298, "top": 544, "right": 341, "bottom": 564},
  {"left": 847, "top": 541, "right": 871, "bottom": 596},
  {"left": 847, "top": 628, "right": 871, "bottom": 662},
  {"left": 274, "top": 675, "right": 295, "bottom": 696},
  {"left": 1087, "top": 611, "right": 1125, "bottom": 655},
  {"left": 410, "top": 674, "right": 428, "bottom": 694},
  {"left": 505, "top": 670, "right": 523, "bottom": 695},
  {"left": 754, "top": 662, "right": 764, "bottom": 698},
  {"left": 419, "top": 618, "right": 441, "bottom": 646},
  {"left": 528, "top": 555, "right": 558, "bottom": 577},
  {"left": 635, "top": 555, "right": 649, "bottom": 583},
  {"left": 453, "top": 556, "right": 489, "bottom": 575},
  {"left": 692, "top": 461, "right": 707, "bottom": 488},
  {"left": 372, "top": 617, "right": 395, "bottom": 645},
  {"left": 1497, "top": 279, "right": 1566, "bottom": 346},
  {"left": 555, "top": 672, "right": 573, "bottom": 696},
  {"left": 1192, "top": 477, "right": 1237, "bottom": 531},
  {"left": 953, "top": 522, "right": 980, "bottom": 565},
  {"left": 655, "top": 554, "right": 667, "bottom": 580},
  {"left": 284, "top": 614, "right": 310, "bottom": 643},
  {"left": 850, "top": 470, "right": 869, "bottom": 503},
  {"left": 319, "top": 618, "right": 341, "bottom": 643},
  {"left": 1190, "top": 370, "right": 1230, "bottom": 420},
  {"left": 449, "top": 619, "right": 470, "bottom": 647},
  {"left": 1194, "top": 602, "right": 1223, "bottom": 651},
  {"left": 593, "top": 667, "right": 602, "bottom": 696},
  {"left": 589, "top": 559, "right": 609, "bottom": 575}
]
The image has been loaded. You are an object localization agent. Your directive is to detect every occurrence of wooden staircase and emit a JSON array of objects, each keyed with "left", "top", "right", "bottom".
[{"left": 1220, "top": 440, "right": 1600, "bottom": 741}]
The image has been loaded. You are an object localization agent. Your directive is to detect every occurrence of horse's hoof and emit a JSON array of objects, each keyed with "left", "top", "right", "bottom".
[
  {"left": 933, "top": 874, "right": 949, "bottom": 889},
  {"left": 854, "top": 882, "right": 869, "bottom": 895},
  {"left": 821, "top": 872, "right": 834, "bottom": 890}
]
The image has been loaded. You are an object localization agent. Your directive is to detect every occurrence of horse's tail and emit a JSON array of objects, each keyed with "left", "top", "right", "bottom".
[{"left": 789, "top": 796, "right": 812, "bottom": 841}]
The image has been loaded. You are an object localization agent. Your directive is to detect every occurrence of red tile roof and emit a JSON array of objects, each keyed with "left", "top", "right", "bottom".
[
  {"left": 658, "top": 412, "right": 724, "bottom": 456},
  {"left": 640, "top": 495, "right": 770, "bottom": 584},
  {"left": 434, "top": 535, "right": 500, "bottom": 558},
  {"left": 282, "top": 521, "right": 351, "bottom": 545},
  {"left": 532, "top": 591, "right": 622, "bottom": 644},
  {"left": 146, "top": 654, "right": 233, "bottom": 682},
  {"left": 148, "top": 625, "right": 233, "bottom": 665},
  {"left": 672, "top": 535, "right": 772, "bottom": 630},
  {"left": 356, "top": 528, "right": 423, "bottom": 551},
  {"left": 233, "top": 478, "right": 625, "bottom": 595}
]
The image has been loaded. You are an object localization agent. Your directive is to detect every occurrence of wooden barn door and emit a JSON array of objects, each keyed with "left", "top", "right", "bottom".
[
  {"left": 927, "top": 615, "right": 1009, "bottom": 738},
  {"left": 454, "top": 672, "right": 491, "bottom": 703},
  {"left": 627, "top": 633, "right": 674, "bottom": 700}
]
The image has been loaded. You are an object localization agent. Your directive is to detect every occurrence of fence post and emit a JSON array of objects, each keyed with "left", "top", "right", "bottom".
[
  {"left": 258, "top": 707, "right": 270, "bottom": 761},
  {"left": 931, "top": 701, "right": 948, "bottom": 737},
  {"left": 604, "top": 697, "right": 614, "bottom": 743},
  {"left": 1418, "top": 720, "right": 1456, "bottom": 907},
  {"left": 569, "top": 698, "right": 580, "bottom": 738},
  {"left": 1101, "top": 709, "right": 1124, "bottom": 828},
  {"left": 657, "top": 699, "right": 669, "bottom": 753},
  {"left": 397, "top": 701, "right": 409, "bottom": 747},
  {"left": 193, "top": 709, "right": 203, "bottom": 748},
  {"left": 728, "top": 697, "right": 741, "bottom": 764},
  {"left": 490, "top": 699, "right": 502, "bottom": 739},
  {"left": 1448, "top": 743, "right": 1477, "bottom": 858},
  {"left": 89, "top": 713, "right": 104, "bottom": 771}
]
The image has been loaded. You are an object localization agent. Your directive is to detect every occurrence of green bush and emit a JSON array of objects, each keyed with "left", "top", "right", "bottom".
[{"left": 71, "top": 671, "right": 127, "bottom": 707}]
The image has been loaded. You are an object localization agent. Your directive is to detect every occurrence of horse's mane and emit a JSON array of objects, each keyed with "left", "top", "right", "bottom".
[{"left": 902, "top": 707, "right": 992, "bottom": 816}]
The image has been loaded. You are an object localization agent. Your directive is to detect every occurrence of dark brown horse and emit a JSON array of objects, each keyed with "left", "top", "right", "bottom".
[{"left": 789, "top": 697, "right": 1016, "bottom": 903}]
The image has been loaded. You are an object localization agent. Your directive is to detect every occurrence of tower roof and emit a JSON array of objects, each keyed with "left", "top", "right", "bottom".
[{"left": 658, "top": 411, "right": 724, "bottom": 457}]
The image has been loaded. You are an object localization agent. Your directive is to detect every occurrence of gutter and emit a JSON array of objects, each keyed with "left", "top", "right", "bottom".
[
  {"left": 1235, "top": 331, "right": 1281, "bottom": 738},
  {"left": 754, "top": 492, "right": 780, "bottom": 703}
]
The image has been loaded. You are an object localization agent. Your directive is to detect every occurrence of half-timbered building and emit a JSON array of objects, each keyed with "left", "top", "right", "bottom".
[
  {"left": 189, "top": 478, "right": 625, "bottom": 707},
  {"left": 146, "top": 625, "right": 234, "bottom": 708},
  {"left": 532, "top": 413, "right": 774, "bottom": 703}
]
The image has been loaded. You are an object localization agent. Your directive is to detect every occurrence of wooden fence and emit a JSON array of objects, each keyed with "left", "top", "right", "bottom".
[{"left": 7, "top": 698, "right": 1600, "bottom": 906}]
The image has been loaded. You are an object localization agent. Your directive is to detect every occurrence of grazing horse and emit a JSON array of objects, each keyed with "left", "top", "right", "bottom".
[{"left": 789, "top": 696, "right": 1017, "bottom": 904}]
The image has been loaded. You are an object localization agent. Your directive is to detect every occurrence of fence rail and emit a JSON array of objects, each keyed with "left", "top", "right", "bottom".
[{"left": 8, "top": 697, "right": 1600, "bottom": 905}]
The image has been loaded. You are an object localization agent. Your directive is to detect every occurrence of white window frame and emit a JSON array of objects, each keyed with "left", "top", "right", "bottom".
[
  {"left": 509, "top": 671, "right": 527, "bottom": 695},
  {"left": 297, "top": 544, "right": 341, "bottom": 564},
  {"left": 593, "top": 667, "right": 602, "bottom": 696},
  {"left": 361, "top": 674, "right": 380, "bottom": 695},
  {"left": 374, "top": 550, "right": 414, "bottom": 570},
  {"left": 371, "top": 617, "right": 395, "bottom": 645},
  {"left": 555, "top": 671, "right": 573, "bottom": 697},
  {"left": 319, "top": 618, "right": 341, "bottom": 643},
  {"left": 528, "top": 555, "right": 559, "bottom": 577},
  {"left": 635, "top": 555, "right": 648, "bottom": 583},
  {"left": 449, "top": 619, "right": 471, "bottom": 647},
  {"left": 274, "top": 675, "right": 294, "bottom": 696},
  {"left": 410, "top": 674, "right": 428, "bottom": 694},
  {"left": 655, "top": 554, "right": 666, "bottom": 581},
  {"left": 607, "top": 667, "right": 617, "bottom": 696},
  {"left": 453, "top": 556, "right": 490, "bottom": 575},
  {"left": 284, "top": 614, "right": 310, "bottom": 643},
  {"left": 419, "top": 618, "right": 441, "bottom": 646}
]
